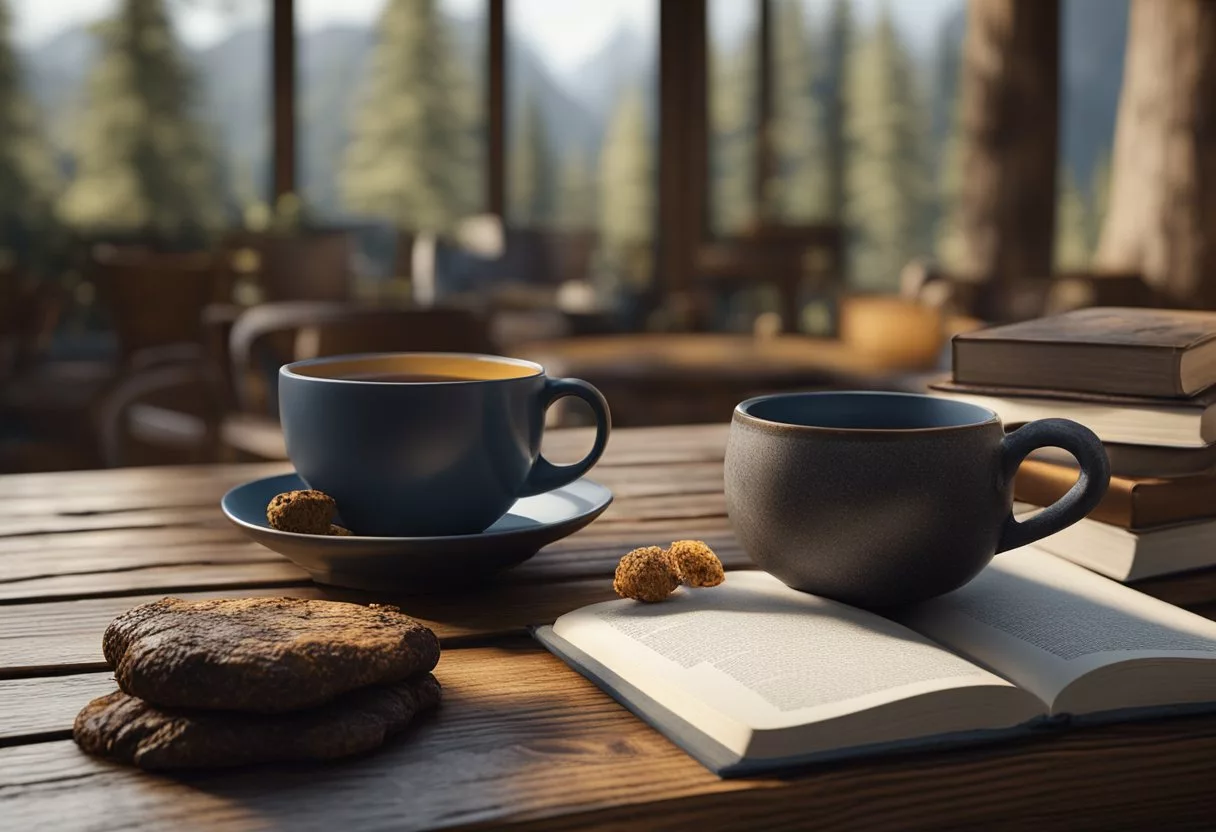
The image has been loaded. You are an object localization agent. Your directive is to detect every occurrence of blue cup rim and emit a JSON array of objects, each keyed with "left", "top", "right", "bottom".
[
  {"left": 280, "top": 351, "right": 545, "bottom": 386},
  {"left": 734, "top": 390, "right": 1000, "bottom": 434}
]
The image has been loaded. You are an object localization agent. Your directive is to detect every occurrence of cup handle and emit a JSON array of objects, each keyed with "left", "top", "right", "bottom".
[
  {"left": 520, "top": 377, "right": 612, "bottom": 497},
  {"left": 996, "top": 418, "right": 1110, "bottom": 552}
]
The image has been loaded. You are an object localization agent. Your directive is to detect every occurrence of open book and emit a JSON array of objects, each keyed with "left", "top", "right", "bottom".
[{"left": 536, "top": 548, "right": 1216, "bottom": 776}]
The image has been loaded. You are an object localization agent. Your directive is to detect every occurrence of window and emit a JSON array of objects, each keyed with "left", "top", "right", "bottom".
[
  {"left": 707, "top": 0, "right": 963, "bottom": 295},
  {"left": 5, "top": 0, "right": 269, "bottom": 252},
  {"left": 299, "top": 0, "right": 487, "bottom": 230},
  {"left": 1056, "top": 0, "right": 1127, "bottom": 271},
  {"left": 506, "top": 0, "right": 658, "bottom": 308}
]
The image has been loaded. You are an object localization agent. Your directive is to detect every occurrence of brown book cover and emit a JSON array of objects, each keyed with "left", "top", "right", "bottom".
[
  {"left": 952, "top": 307, "right": 1216, "bottom": 398},
  {"left": 1014, "top": 458, "right": 1216, "bottom": 530},
  {"left": 1029, "top": 442, "right": 1216, "bottom": 479}
]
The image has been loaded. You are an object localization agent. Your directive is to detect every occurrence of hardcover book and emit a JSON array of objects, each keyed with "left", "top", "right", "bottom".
[
  {"left": 952, "top": 307, "right": 1216, "bottom": 398},
  {"left": 1015, "top": 458, "right": 1216, "bottom": 530},
  {"left": 929, "top": 380, "right": 1216, "bottom": 448}
]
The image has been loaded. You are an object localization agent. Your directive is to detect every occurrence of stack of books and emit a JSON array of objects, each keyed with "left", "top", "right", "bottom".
[{"left": 934, "top": 306, "right": 1216, "bottom": 582}]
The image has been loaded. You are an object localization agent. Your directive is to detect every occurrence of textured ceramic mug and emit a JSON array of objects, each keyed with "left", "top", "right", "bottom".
[
  {"left": 724, "top": 391, "right": 1109, "bottom": 607},
  {"left": 280, "top": 353, "right": 610, "bottom": 537}
]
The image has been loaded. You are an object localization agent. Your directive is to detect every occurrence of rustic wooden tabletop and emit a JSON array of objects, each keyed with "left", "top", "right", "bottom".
[{"left": 2, "top": 424, "right": 1216, "bottom": 830}]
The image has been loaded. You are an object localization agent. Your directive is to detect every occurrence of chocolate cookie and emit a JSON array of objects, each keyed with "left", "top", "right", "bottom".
[
  {"left": 266, "top": 490, "right": 335, "bottom": 534},
  {"left": 74, "top": 674, "right": 441, "bottom": 770},
  {"left": 103, "top": 597, "right": 440, "bottom": 712}
]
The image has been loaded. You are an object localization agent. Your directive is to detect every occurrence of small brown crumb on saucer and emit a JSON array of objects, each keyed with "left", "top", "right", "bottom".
[
  {"left": 613, "top": 546, "right": 679, "bottom": 602},
  {"left": 267, "top": 490, "right": 335, "bottom": 535},
  {"left": 329, "top": 524, "right": 353, "bottom": 536},
  {"left": 666, "top": 540, "right": 725, "bottom": 587}
]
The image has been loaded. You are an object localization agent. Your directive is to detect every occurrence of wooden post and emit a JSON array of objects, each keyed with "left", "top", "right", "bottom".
[
  {"left": 658, "top": 1, "right": 708, "bottom": 315},
  {"left": 271, "top": 0, "right": 296, "bottom": 200},
  {"left": 487, "top": 0, "right": 506, "bottom": 218},
  {"left": 958, "top": 0, "right": 1059, "bottom": 320},
  {"left": 756, "top": 0, "right": 774, "bottom": 223},
  {"left": 1095, "top": 0, "right": 1216, "bottom": 307}
]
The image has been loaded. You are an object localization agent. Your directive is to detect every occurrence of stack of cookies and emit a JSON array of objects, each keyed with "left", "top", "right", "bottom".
[{"left": 74, "top": 597, "right": 441, "bottom": 770}]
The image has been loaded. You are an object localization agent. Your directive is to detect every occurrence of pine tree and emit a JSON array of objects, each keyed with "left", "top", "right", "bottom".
[
  {"left": 934, "top": 95, "right": 968, "bottom": 272},
  {"left": 933, "top": 20, "right": 967, "bottom": 273},
  {"left": 58, "top": 0, "right": 225, "bottom": 242},
  {"left": 844, "top": 8, "right": 931, "bottom": 291},
  {"left": 0, "top": 0, "right": 58, "bottom": 261},
  {"left": 341, "top": 0, "right": 476, "bottom": 233},
  {"left": 769, "top": 0, "right": 830, "bottom": 223},
  {"left": 598, "top": 86, "right": 653, "bottom": 291},
  {"left": 709, "top": 29, "right": 757, "bottom": 236},
  {"left": 821, "top": 0, "right": 854, "bottom": 222},
  {"left": 509, "top": 94, "right": 554, "bottom": 228},
  {"left": 555, "top": 148, "right": 595, "bottom": 231},
  {"left": 1054, "top": 167, "right": 1091, "bottom": 271}
]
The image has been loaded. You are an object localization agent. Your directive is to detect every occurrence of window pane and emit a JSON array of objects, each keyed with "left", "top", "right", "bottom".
[
  {"left": 709, "top": 1, "right": 965, "bottom": 294},
  {"left": 1055, "top": 0, "right": 1126, "bottom": 271},
  {"left": 506, "top": 0, "right": 658, "bottom": 307},
  {"left": 299, "top": 0, "right": 487, "bottom": 230},
  {"left": 6, "top": 0, "right": 269, "bottom": 253},
  {"left": 708, "top": 0, "right": 759, "bottom": 237}
]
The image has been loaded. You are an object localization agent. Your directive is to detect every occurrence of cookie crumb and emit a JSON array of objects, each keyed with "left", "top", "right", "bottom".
[
  {"left": 613, "top": 546, "right": 680, "bottom": 603},
  {"left": 328, "top": 524, "right": 353, "bottom": 536},
  {"left": 266, "top": 490, "right": 336, "bottom": 535},
  {"left": 666, "top": 540, "right": 725, "bottom": 588}
]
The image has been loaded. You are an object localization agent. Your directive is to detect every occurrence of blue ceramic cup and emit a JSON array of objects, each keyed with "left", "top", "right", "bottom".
[
  {"left": 725, "top": 391, "right": 1109, "bottom": 607},
  {"left": 279, "top": 353, "right": 611, "bottom": 537}
]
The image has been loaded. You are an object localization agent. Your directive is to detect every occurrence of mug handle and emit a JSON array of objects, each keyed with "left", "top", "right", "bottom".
[
  {"left": 520, "top": 377, "right": 612, "bottom": 497},
  {"left": 996, "top": 418, "right": 1110, "bottom": 553}
]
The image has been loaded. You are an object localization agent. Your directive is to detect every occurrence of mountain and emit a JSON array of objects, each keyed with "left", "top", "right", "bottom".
[
  {"left": 196, "top": 27, "right": 271, "bottom": 205},
  {"left": 16, "top": 3, "right": 1125, "bottom": 221},
  {"left": 1061, "top": 0, "right": 1128, "bottom": 189},
  {"left": 19, "top": 15, "right": 605, "bottom": 219},
  {"left": 297, "top": 25, "right": 375, "bottom": 213},
  {"left": 22, "top": 26, "right": 95, "bottom": 154},
  {"left": 508, "top": 31, "right": 602, "bottom": 160},
  {"left": 562, "top": 26, "right": 654, "bottom": 129}
]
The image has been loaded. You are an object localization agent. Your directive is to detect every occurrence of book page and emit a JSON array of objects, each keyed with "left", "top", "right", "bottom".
[
  {"left": 896, "top": 546, "right": 1216, "bottom": 713},
  {"left": 553, "top": 571, "right": 1025, "bottom": 749}
]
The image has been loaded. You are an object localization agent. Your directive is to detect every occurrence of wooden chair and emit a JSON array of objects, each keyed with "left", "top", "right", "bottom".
[
  {"left": 222, "top": 302, "right": 497, "bottom": 459},
  {"left": 225, "top": 230, "right": 353, "bottom": 303},
  {"left": 692, "top": 223, "right": 845, "bottom": 334},
  {"left": 1045, "top": 271, "right": 1184, "bottom": 314},
  {"left": 90, "top": 246, "right": 230, "bottom": 368},
  {"left": 96, "top": 359, "right": 225, "bottom": 468}
]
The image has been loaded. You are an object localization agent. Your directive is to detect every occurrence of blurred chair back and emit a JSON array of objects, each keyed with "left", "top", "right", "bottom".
[
  {"left": 254, "top": 231, "right": 353, "bottom": 302},
  {"left": 1045, "top": 271, "right": 1182, "bottom": 315},
  {"left": 0, "top": 266, "right": 65, "bottom": 381},
  {"left": 693, "top": 223, "right": 845, "bottom": 334},
  {"left": 228, "top": 301, "right": 496, "bottom": 414},
  {"left": 91, "top": 246, "right": 228, "bottom": 366},
  {"left": 96, "top": 359, "right": 225, "bottom": 468}
]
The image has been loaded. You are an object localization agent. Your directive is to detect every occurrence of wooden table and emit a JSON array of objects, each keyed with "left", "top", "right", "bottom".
[
  {"left": 515, "top": 335, "right": 941, "bottom": 428},
  {"left": 3, "top": 424, "right": 1216, "bottom": 830}
]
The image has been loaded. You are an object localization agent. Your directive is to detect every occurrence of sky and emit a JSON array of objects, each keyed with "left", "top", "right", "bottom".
[{"left": 10, "top": 0, "right": 961, "bottom": 73}]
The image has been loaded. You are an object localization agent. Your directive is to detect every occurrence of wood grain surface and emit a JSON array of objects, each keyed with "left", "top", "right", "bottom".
[{"left": 2, "top": 423, "right": 1216, "bottom": 831}]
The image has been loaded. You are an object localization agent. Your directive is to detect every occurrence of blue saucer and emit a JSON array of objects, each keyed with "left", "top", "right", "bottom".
[{"left": 221, "top": 473, "right": 613, "bottom": 591}]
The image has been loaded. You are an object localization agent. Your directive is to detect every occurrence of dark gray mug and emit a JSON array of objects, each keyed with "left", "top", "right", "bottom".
[
  {"left": 279, "top": 353, "right": 610, "bottom": 537},
  {"left": 724, "top": 391, "right": 1109, "bottom": 607}
]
